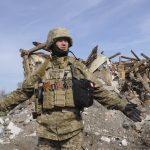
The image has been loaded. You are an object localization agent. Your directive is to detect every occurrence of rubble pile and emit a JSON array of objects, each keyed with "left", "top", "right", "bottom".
[
  {"left": 111, "top": 51, "right": 150, "bottom": 104},
  {"left": 0, "top": 100, "right": 37, "bottom": 150},
  {"left": 87, "top": 48, "right": 150, "bottom": 106},
  {"left": 0, "top": 98, "right": 149, "bottom": 149},
  {"left": 0, "top": 43, "right": 150, "bottom": 149}
]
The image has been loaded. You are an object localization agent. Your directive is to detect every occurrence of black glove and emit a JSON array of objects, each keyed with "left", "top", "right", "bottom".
[{"left": 123, "top": 103, "right": 142, "bottom": 122}]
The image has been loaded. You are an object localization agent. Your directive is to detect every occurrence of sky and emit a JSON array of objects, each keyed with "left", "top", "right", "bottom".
[{"left": 0, "top": 0, "right": 150, "bottom": 93}]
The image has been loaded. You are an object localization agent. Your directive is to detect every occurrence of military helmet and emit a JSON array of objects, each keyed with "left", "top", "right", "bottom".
[{"left": 46, "top": 27, "right": 73, "bottom": 48}]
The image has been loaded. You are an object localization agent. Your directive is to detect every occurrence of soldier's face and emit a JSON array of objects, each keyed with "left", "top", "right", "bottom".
[{"left": 55, "top": 37, "right": 69, "bottom": 51}]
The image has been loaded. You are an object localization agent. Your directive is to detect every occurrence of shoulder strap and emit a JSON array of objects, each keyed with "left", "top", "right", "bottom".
[{"left": 70, "top": 64, "right": 78, "bottom": 79}]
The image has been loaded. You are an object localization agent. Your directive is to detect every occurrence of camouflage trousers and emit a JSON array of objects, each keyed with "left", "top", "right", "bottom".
[{"left": 35, "top": 132, "right": 83, "bottom": 150}]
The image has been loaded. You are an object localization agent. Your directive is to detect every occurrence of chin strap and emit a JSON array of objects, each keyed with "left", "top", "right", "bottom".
[{"left": 68, "top": 50, "right": 78, "bottom": 59}]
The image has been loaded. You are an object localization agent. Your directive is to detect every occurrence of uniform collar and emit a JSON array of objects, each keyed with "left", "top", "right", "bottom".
[{"left": 52, "top": 56, "right": 69, "bottom": 68}]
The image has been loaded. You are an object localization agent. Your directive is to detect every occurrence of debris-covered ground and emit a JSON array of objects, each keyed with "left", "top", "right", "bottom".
[
  {"left": 0, "top": 98, "right": 150, "bottom": 150},
  {"left": 0, "top": 43, "right": 150, "bottom": 149}
]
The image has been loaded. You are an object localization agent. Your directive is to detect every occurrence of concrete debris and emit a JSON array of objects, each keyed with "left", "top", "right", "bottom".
[
  {"left": 100, "top": 136, "right": 111, "bottom": 143},
  {"left": 7, "top": 122, "right": 22, "bottom": 139},
  {"left": 85, "top": 48, "right": 150, "bottom": 108},
  {"left": 0, "top": 101, "right": 37, "bottom": 149},
  {"left": 141, "top": 120, "right": 150, "bottom": 146},
  {"left": 121, "top": 139, "right": 128, "bottom": 146},
  {"left": 145, "top": 115, "right": 150, "bottom": 121}
]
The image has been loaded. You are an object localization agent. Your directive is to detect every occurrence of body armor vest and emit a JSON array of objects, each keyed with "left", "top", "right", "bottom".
[{"left": 36, "top": 57, "right": 76, "bottom": 113}]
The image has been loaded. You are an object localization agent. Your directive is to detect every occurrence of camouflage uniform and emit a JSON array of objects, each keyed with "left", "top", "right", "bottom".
[
  {"left": 0, "top": 28, "right": 128, "bottom": 150},
  {"left": 36, "top": 132, "right": 83, "bottom": 150}
]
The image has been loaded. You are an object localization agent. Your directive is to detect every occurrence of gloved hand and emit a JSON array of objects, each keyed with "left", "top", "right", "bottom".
[{"left": 123, "top": 103, "right": 142, "bottom": 122}]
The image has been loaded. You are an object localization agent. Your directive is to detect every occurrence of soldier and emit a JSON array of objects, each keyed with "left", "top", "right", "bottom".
[{"left": 0, "top": 27, "right": 142, "bottom": 150}]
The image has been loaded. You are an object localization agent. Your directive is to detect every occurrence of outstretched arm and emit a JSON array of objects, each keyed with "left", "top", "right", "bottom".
[
  {"left": 89, "top": 72, "right": 128, "bottom": 111},
  {"left": 0, "top": 88, "right": 33, "bottom": 113},
  {"left": 75, "top": 61, "right": 142, "bottom": 122},
  {"left": 90, "top": 71, "right": 142, "bottom": 121},
  {"left": 0, "top": 56, "right": 49, "bottom": 116}
]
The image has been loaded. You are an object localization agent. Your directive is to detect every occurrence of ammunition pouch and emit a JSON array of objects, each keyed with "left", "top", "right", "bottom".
[
  {"left": 43, "top": 80, "right": 65, "bottom": 91},
  {"left": 41, "top": 80, "right": 75, "bottom": 110}
]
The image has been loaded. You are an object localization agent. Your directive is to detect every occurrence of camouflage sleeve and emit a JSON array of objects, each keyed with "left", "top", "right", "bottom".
[
  {"left": 22, "top": 58, "right": 50, "bottom": 90},
  {"left": 18, "top": 58, "right": 50, "bottom": 108},
  {"left": 91, "top": 76, "right": 128, "bottom": 111},
  {"left": 75, "top": 60, "right": 128, "bottom": 111},
  {"left": 0, "top": 68, "right": 41, "bottom": 112},
  {"left": 0, "top": 88, "right": 33, "bottom": 112},
  {"left": 0, "top": 59, "right": 49, "bottom": 115}
]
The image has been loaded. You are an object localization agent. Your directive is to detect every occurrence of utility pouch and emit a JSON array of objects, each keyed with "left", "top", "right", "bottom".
[{"left": 70, "top": 65, "right": 94, "bottom": 109}]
